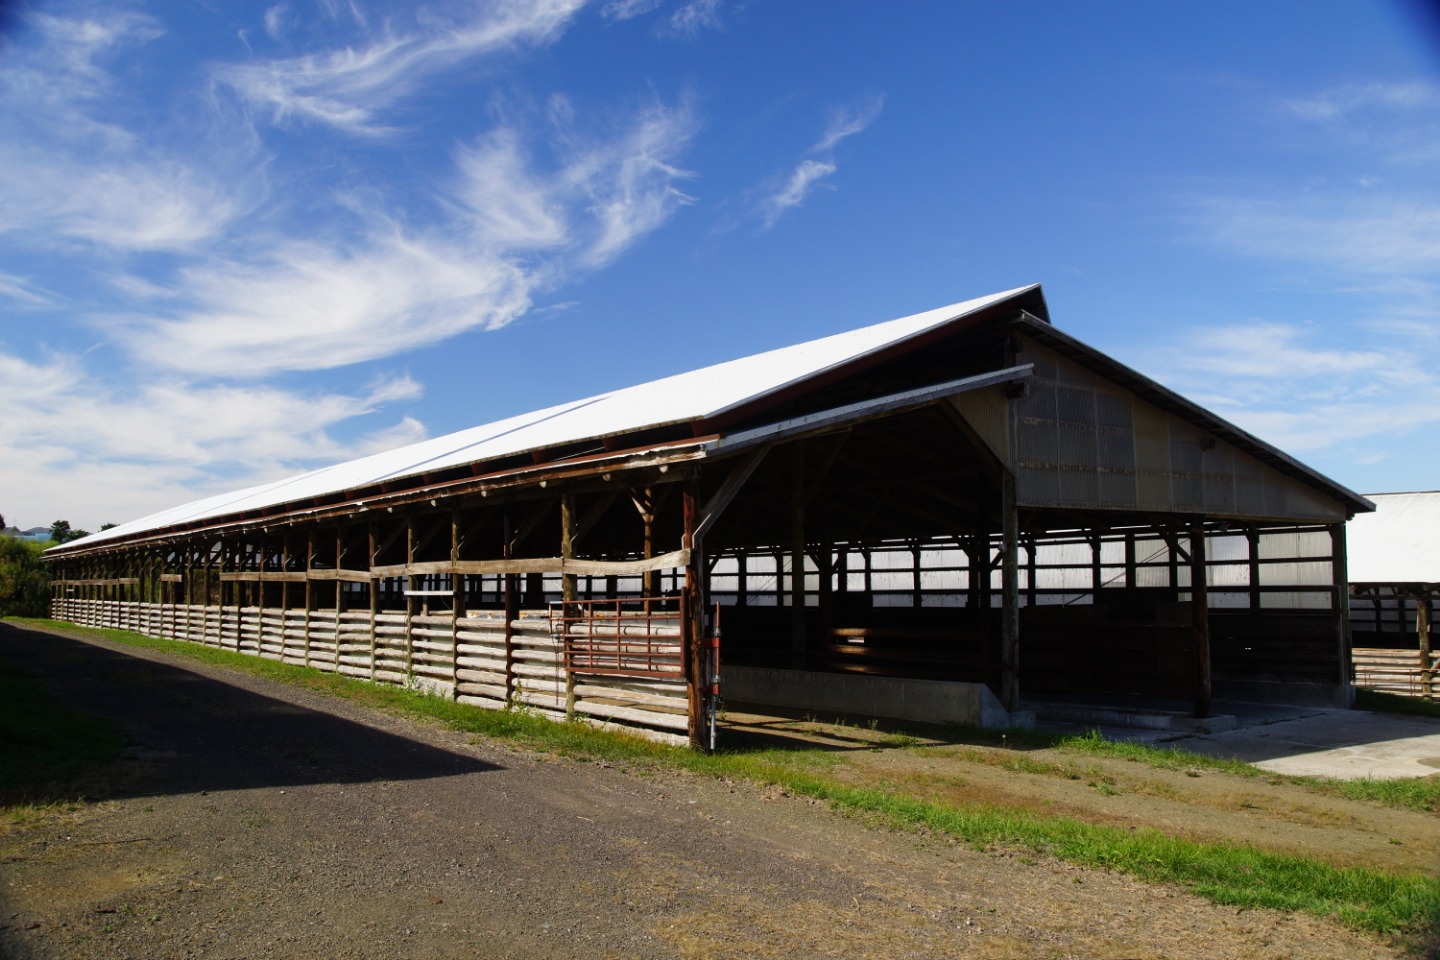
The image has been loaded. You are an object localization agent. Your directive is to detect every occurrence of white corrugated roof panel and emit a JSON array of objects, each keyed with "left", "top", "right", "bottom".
[
  {"left": 59, "top": 285, "right": 1038, "bottom": 550},
  {"left": 1346, "top": 491, "right": 1440, "bottom": 584}
]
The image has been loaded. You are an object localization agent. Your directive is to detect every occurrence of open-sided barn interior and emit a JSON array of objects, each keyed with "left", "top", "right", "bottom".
[{"left": 46, "top": 285, "right": 1374, "bottom": 747}]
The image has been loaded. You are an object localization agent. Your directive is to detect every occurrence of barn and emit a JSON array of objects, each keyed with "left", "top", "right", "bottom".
[
  {"left": 1347, "top": 491, "right": 1438, "bottom": 700},
  {"left": 45, "top": 285, "right": 1373, "bottom": 748}
]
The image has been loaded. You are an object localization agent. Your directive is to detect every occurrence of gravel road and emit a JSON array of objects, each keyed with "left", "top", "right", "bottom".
[{"left": 0, "top": 623, "right": 1408, "bottom": 959}]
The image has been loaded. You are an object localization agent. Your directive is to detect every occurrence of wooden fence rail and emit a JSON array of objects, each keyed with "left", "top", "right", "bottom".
[{"left": 51, "top": 598, "right": 688, "bottom": 745}]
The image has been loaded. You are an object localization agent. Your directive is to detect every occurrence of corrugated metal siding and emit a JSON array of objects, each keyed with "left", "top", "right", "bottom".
[{"left": 1011, "top": 338, "right": 1346, "bottom": 523}]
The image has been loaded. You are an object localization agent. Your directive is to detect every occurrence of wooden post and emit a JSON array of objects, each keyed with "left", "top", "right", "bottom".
[
  {"left": 450, "top": 510, "right": 462, "bottom": 694},
  {"left": 367, "top": 523, "right": 378, "bottom": 681},
  {"left": 1329, "top": 523, "right": 1353, "bottom": 699},
  {"left": 683, "top": 477, "right": 706, "bottom": 750},
  {"left": 1418, "top": 591, "right": 1434, "bottom": 701},
  {"left": 503, "top": 511, "right": 517, "bottom": 706},
  {"left": 790, "top": 443, "right": 806, "bottom": 668},
  {"left": 1190, "top": 525, "right": 1212, "bottom": 718},
  {"left": 561, "top": 493, "right": 577, "bottom": 716},
  {"left": 404, "top": 517, "right": 415, "bottom": 683},
  {"left": 1000, "top": 470, "right": 1020, "bottom": 712}
]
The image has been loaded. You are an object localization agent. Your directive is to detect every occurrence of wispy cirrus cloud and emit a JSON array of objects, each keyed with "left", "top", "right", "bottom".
[
  {"left": 1140, "top": 321, "right": 1440, "bottom": 457},
  {"left": 0, "top": 348, "right": 426, "bottom": 524},
  {"left": 215, "top": 0, "right": 586, "bottom": 134},
  {"left": 756, "top": 95, "right": 883, "bottom": 230},
  {"left": 1149, "top": 78, "right": 1440, "bottom": 472},
  {"left": 0, "top": 1, "right": 702, "bottom": 527}
]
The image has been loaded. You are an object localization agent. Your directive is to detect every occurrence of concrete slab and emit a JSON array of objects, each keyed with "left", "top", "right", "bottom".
[{"left": 1165, "top": 709, "right": 1440, "bottom": 780}]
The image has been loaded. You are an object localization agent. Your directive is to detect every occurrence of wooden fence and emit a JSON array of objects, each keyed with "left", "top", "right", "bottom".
[
  {"left": 51, "top": 598, "right": 690, "bottom": 745},
  {"left": 1352, "top": 647, "right": 1437, "bottom": 701}
]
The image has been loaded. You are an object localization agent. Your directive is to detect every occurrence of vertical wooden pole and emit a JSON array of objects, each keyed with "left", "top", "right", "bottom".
[
  {"left": 1329, "top": 523, "right": 1353, "bottom": 701},
  {"left": 367, "top": 523, "right": 378, "bottom": 681},
  {"left": 561, "top": 493, "right": 578, "bottom": 716},
  {"left": 450, "top": 510, "right": 462, "bottom": 694},
  {"left": 790, "top": 443, "right": 806, "bottom": 668},
  {"left": 1190, "top": 525, "right": 1212, "bottom": 718},
  {"left": 404, "top": 517, "right": 415, "bottom": 684},
  {"left": 640, "top": 487, "right": 658, "bottom": 600},
  {"left": 683, "top": 477, "right": 705, "bottom": 749},
  {"left": 1001, "top": 470, "right": 1020, "bottom": 712},
  {"left": 1418, "top": 592, "right": 1434, "bottom": 701},
  {"left": 503, "top": 511, "right": 517, "bottom": 706}
]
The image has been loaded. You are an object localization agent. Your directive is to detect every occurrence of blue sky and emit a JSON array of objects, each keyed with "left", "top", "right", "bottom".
[{"left": 1, "top": 0, "right": 1438, "bottom": 532}]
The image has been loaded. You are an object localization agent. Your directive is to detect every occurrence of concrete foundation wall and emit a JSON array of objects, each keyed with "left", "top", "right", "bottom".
[{"left": 723, "top": 665, "right": 1032, "bottom": 729}]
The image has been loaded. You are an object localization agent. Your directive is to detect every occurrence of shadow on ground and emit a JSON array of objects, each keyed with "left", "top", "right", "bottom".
[{"left": 0, "top": 622, "right": 500, "bottom": 803}]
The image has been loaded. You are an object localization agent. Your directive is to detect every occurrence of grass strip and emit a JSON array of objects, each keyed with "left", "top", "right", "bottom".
[
  {"left": 12, "top": 618, "right": 1440, "bottom": 944},
  {"left": 1055, "top": 727, "right": 1440, "bottom": 814},
  {"left": 1356, "top": 688, "right": 1440, "bottom": 720}
]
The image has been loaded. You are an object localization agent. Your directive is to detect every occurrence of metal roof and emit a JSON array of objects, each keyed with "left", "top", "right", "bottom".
[
  {"left": 1346, "top": 491, "right": 1440, "bottom": 585},
  {"left": 53, "top": 285, "right": 1039, "bottom": 553}
]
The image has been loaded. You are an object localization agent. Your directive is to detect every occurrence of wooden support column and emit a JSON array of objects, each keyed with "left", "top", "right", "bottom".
[
  {"left": 637, "top": 487, "right": 658, "bottom": 599},
  {"left": 1000, "top": 471, "right": 1020, "bottom": 712},
  {"left": 1190, "top": 525, "right": 1212, "bottom": 718},
  {"left": 503, "top": 511, "right": 517, "bottom": 705},
  {"left": 367, "top": 523, "right": 378, "bottom": 681},
  {"left": 303, "top": 529, "right": 315, "bottom": 666},
  {"left": 1329, "top": 523, "right": 1353, "bottom": 698},
  {"left": 682, "top": 476, "right": 708, "bottom": 750},
  {"left": 1418, "top": 591, "right": 1434, "bottom": 701},
  {"left": 450, "top": 510, "right": 462, "bottom": 694},
  {"left": 790, "top": 443, "right": 806, "bottom": 668},
  {"left": 561, "top": 493, "right": 578, "bottom": 716},
  {"left": 404, "top": 518, "right": 415, "bottom": 682}
]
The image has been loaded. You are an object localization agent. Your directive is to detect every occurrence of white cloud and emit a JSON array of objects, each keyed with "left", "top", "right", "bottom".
[
  {"left": 1278, "top": 81, "right": 1440, "bottom": 123},
  {"left": 0, "top": 146, "right": 247, "bottom": 251},
  {"left": 760, "top": 159, "right": 835, "bottom": 230},
  {"left": 0, "top": 348, "right": 429, "bottom": 529},
  {"left": 753, "top": 95, "right": 883, "bottom": 231},
  {"left": 602, "top": 0, "right": 665, "bottom": 21},
  {"left": 561, "top": 101, "right": 698, "bottom": 267},
  {"left": 0, "top": 1, "right": 703, "bottom": 529},
  {"left": 1193, "top": 195, "right": 1440, "bottom": 279},
  {"left": 1137, "top": 320, "right": 1440, "bottom": 460},
  {"left": 215, "top": 0, "right": 586, "bottom": 135},
  {"left": 263, "top": 4, "right": 294, "bottom": 42},
  {"left": 0, "top": 274, "right": 56, "bottom": 307},
  {"left": 813, "top": 95, "right": 885, "bottom": 152},
  {"left": 453, "top": 129, "right": 570, "bottom": 250},
  {"left": 667, "top": 0, "right": 723, "bottom": 37},
  {"left": 129, "top": 235, "right": 537, "bottom": 376}
]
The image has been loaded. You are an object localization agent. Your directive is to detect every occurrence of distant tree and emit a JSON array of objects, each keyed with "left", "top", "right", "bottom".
[
  {"left": 99, "top": 522, "right": 117, "bottom": 531},
  {"left": 44, "top": 520, "right": 91, "bottom": 544},
  {"left": 0, "top": 511, "right": 6, "bottom": 531},
  {"left": 0, "top": 536, "right": 50, "bottom": 617}
]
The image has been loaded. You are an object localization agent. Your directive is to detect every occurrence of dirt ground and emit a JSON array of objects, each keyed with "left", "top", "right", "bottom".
[{"left": 0, "top": 623, "right": 1430, "bottom": 960}]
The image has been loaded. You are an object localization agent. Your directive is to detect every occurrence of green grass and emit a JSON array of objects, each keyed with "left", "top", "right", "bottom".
[
  {"left": 0, "top": 657, "right": 128, "bottom": 802},
  {"left": 1050, "top": 727, "right": 1440, "bottom": 813},
  {"left": 1356, "top": 687, "right": 1440, "bottom": 720},
  {"left": 11, "top": 617, "right": 1440, "bottom": 947}
]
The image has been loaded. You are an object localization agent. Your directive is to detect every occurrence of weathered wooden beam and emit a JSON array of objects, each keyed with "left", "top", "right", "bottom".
[
  {"left": 1000, "top": 470, "right": 1020, "bottom": 712},
  {"left": 1191, "top": 525, "right": 1212, "bottom": 718},
  {"left": 694, "top": 444, "right": 770, "bottom": 544}
]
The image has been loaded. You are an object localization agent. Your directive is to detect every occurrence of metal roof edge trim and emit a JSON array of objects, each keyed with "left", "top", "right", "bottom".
[
  {"left": 700, "top": 284, "right": 1045, "bottom": 424},
  {"left": 43, "top": 440, "right": 715, "bottom": 560},
  {"left": 704, "top": 364, "right": 1035, "bottom": 456}
]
